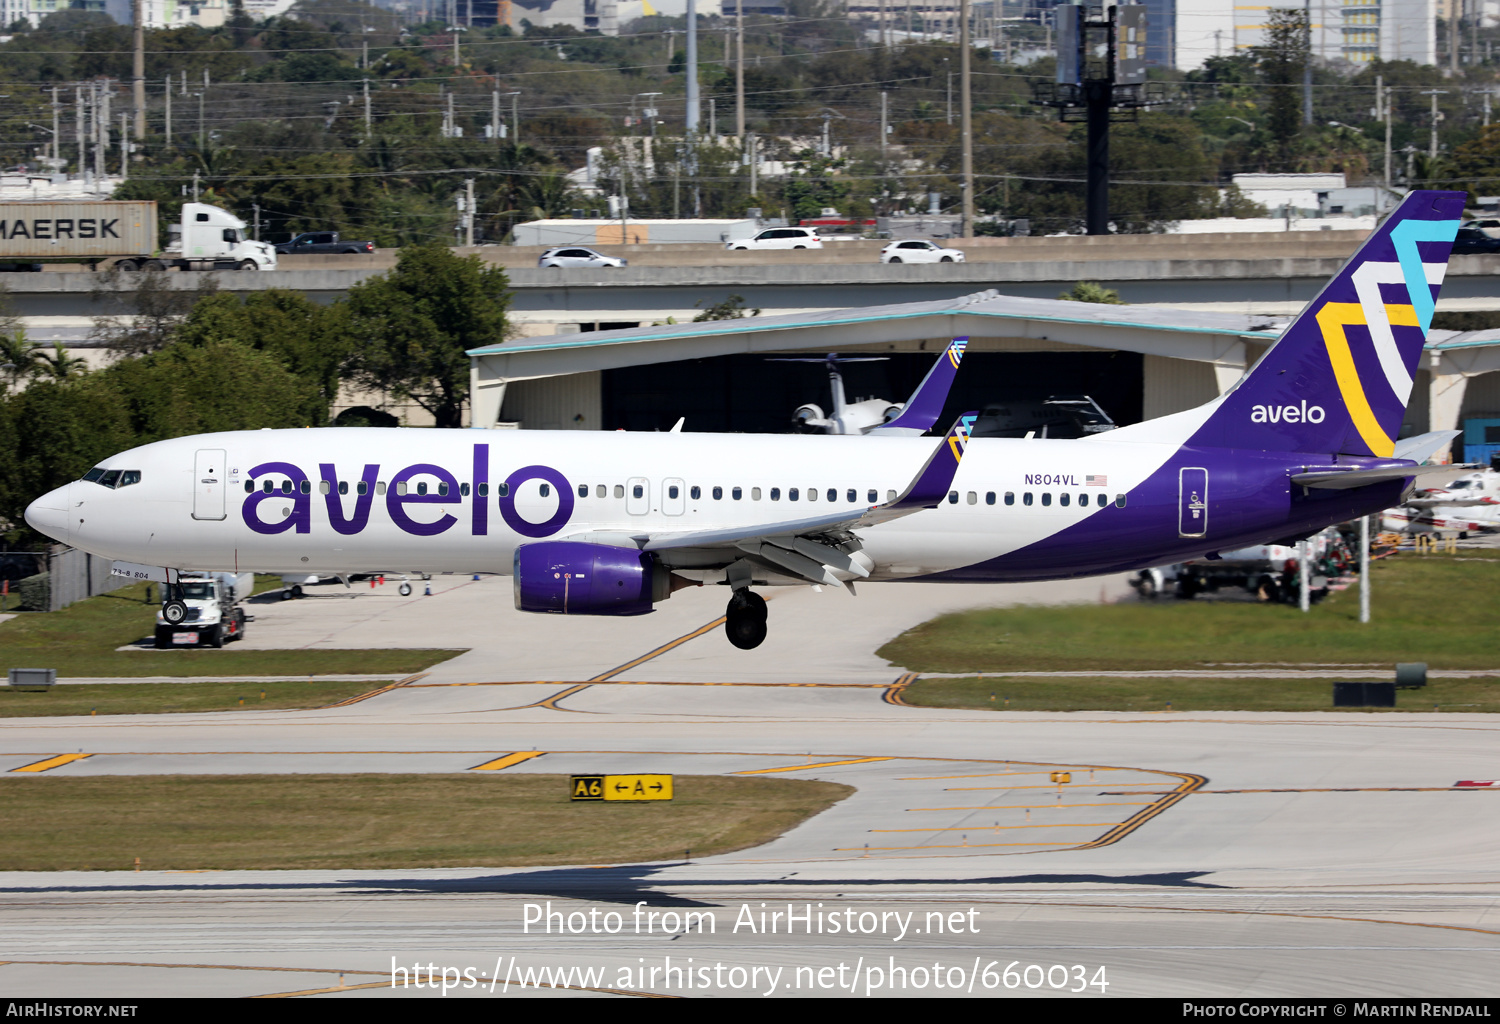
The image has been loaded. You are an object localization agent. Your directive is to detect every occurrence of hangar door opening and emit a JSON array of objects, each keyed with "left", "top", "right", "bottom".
[{"left": 601, "top": 352, "right": 1144, "bottom": 434}]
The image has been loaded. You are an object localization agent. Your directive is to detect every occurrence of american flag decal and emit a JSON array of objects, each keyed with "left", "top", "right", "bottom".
[{"left": 1086, "top": 475, "right": 1107, "bottom": 486}]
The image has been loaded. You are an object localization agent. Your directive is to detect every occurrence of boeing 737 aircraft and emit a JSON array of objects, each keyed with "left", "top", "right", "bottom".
[{"left": 24, "top": 191, "right": 1466, "bottom": 649}]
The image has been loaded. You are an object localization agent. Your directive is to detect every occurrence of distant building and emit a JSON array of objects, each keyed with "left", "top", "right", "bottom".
[{"left": 1146, "top": 0, "right": 1429, "bottom": 71}]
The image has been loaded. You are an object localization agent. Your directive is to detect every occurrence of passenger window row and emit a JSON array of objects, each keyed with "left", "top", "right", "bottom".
[
  {"left": 239, "top": 477, "right": 1128, "bottom": 511},
  {"left": 945, "top": 490, "right": 1127, "bottom": 509}
]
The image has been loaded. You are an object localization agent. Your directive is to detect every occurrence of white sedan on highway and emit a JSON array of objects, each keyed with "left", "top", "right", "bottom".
[{"left": 879, "top": 239, "right": 965, "bottom": 263}]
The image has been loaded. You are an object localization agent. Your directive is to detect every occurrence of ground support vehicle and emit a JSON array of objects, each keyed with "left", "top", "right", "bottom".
[{"left": 155, "top": 572, "right": 254, "bottom": 648}]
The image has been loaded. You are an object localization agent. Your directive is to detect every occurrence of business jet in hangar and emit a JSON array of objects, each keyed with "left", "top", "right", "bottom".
[{"left": 26, "top": 192, "right": 1468, "bottom": 649}]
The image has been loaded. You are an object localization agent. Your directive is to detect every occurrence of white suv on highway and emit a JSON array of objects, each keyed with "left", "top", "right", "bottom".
[
  {"left": 880, "top": 239, "right": 965, "bottom": 263},
  {"left": 725, "top": 227, "right": 823, "bottom": 250},
  {"left": 537, "top": 247, "right": 627, "bottom": 268}
]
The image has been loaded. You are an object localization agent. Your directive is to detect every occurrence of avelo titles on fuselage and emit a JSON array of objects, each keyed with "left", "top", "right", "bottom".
[{"left": 25, "top": 192, "right": 1468, "bottom": 650}]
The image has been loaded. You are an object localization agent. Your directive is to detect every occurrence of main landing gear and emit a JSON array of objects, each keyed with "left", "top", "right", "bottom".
[{"left": 724, "top": 589, "right": 767, "bottom": 650}]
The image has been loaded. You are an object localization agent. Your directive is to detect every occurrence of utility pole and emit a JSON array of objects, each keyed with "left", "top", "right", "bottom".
[
  {"left": 253, "top": 203, "right": 260, "bottom": 241},
  {"left": 119, "top": 111, "right": 128, "bottom": 177},
  {"left": 75, "top": 86, "right": 84, "bottom": 171},
  {"left": 197, "top": 89, "right": 205, "bottom": 149},
  {"left": 363, "top": 79, "right": 371, "bottom": 133},
  {"left": 50, "top": 87, "right": 59, "bottom": 166},
  {"left": 491, "top": 88, "right": 500, "bottom": 142},
  {"left": 1302, "top": 0, "right": 1312, "bottom": 126},
  {"left": 96, "top": 81, "right": 109, "bottom": 181},
  {"left": 506, "top": 91, "right": 521, "bottom": 150},
  {"left": 960, "top": 0, "right": 973, "bottom": 238},
  {"left": 709, "top": 97, "right": 716, "bottom": 139},
  {"left": 164, "top": 77, "right": 171, "bottom": 146},
  {"left": 880, "top": 89, "right": 888, "bottom": 170},
  {"left": 1421, "top": 89, "right": 1448, "bottom": 161},
  {"left": 735, "top": 0, "right": 745, "bottom": 137},
  {"left": 748, "top": 132, "right": 757, "bottom": 195},
  {"left": 685, "top": 0, "right": 699, "bottom": 134},
  {"left": 464, "top": 178, "right": 475, "bottom": 246},
  {"left": 946, "top": 67, "right": 953, "bottom": 124},
  {"left": 192, "top": 168, "right": 200, "bottom": 199},
  {"left": 132, "top": 0, "right": 145, "bottom": 139},
  {"left": 1383, "top": 81, "right": 1392, "bottom": 192}
]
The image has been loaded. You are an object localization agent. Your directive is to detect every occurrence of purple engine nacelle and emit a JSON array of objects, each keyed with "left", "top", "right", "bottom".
[{"left": 513, "top": 541, "right": 670, "bottom": 615}]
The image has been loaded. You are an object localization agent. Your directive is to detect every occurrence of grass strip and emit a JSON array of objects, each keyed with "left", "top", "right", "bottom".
[
  {"left": 902, "top": 675, "right": 1500, "bottom": 713},
  {"left": 879, "top": 553, "right": 1500, "bottom": 673},
  {"left": 0, "top": 580, "right": 460, "bottom": 678},
  {"left": 0, "top": 680, "right": 392, "bottom": 717},
  {"left": 0, "top": 774, "right": 853, "bottom": 871}
]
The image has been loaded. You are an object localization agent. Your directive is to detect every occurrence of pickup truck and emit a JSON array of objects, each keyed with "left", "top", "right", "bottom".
[{"left": 274, "top": 231, "right": 376, "bottom": 255}]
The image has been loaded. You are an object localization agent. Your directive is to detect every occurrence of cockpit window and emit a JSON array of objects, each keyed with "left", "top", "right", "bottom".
[{"left": 82, "top": 467, "right": 141, "bottom": 488}]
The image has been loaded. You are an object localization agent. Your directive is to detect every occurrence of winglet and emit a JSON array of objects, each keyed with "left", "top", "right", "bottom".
[
  {"left": 883, "top": 411, "right": 977, "bottom": 511},
  {"left": 866, "top": 337, "right": 968, "bottom": 436}
]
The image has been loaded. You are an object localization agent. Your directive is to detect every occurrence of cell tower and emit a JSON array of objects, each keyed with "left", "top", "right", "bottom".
[{"left": 1032, "top": 3, "right": 1163, "bottom": 235}]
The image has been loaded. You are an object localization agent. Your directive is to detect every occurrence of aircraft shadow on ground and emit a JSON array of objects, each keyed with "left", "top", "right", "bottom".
[{"left": 0, "top": 867, "right": 1224, "bottom": 901}]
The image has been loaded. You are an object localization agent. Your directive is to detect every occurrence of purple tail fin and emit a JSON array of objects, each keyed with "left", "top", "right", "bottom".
[
  {"left": 1187, "top": 190, "right": 1464, "bottom": 457},
  {"left": 868, "top": 336, "right": 968, "bottom": 436}
]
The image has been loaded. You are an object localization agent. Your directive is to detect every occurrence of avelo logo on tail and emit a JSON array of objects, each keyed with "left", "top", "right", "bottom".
[{"left": 1250, "top": 401, "right": 1326, "bottom": 425}]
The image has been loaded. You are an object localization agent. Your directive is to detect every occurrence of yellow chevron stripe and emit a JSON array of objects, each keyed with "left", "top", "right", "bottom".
[
  {"left": 1316, "top": 302, "right": 1395, "bottom": 457},
  {"left": 1385, "top": 303, "right": 1419, "bottom": 326}
]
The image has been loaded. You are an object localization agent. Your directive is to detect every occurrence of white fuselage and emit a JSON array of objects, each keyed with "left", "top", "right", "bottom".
[{"left": 31, "top": 428, "right": 1177, "bottom": 582}]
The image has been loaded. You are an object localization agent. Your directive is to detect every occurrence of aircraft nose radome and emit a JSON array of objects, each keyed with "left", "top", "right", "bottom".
[{"left": 24, "top": 485, "right": 71, "bottom": 544}]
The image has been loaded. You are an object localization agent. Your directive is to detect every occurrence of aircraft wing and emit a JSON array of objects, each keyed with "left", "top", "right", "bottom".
[
  {"left": 1291, "top": 462, "right": 1484, "bottom": 490},
  {"left": 865, "top": 337, "right": 968, "bottom": 436},
  {"left": 1405, "top": 497, "right": 1500, "bottom": 508},
  {"left": 572, "top": 413, "right": 977, "bottom": 587}
]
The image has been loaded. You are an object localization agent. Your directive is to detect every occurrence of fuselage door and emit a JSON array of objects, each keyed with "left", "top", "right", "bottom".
[
  {"left": 1178, "top": 467, "right": 1207, "bottom": 538},
  {"left": 192, "top": 448, "right": 227, "bottom": 521},
  {"left": 662, "top": 477, "right": 685, "bottom": 516},
  {"left": 626, "top": 477, "right": 649, "bottom": 516}
]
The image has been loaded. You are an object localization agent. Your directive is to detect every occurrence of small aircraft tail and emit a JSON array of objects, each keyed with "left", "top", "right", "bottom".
[
  {"left": 867, "top": 336, "right": 968, "bottom": 436},
  {"left": 1180, "top": 190, "right": 1464, "bottom": 457}
]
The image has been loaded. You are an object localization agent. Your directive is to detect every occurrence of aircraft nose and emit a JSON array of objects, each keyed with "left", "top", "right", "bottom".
[{"left": 24, "top": 484, "right": 72, "bottom": 544}]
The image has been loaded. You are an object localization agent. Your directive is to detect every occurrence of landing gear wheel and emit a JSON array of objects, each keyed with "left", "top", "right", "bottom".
[
  {"left": 162, "top": 600, "right": 188, "bottom": 625},
  {"left": 398, "top": 582, "right": 412, "bottom": 596},
  {"left": 725, "top": 590, "right": 768, "bottom": 650}
]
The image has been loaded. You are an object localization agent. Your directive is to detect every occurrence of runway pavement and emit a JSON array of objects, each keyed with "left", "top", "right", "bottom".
[{"left": 4, "top": 576, "right": 1499, "bottom": 999}]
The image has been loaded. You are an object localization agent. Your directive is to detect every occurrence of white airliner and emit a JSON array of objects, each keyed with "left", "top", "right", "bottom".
[{"left": 24, "top": 192, "right": 1468, "bottom": 649}]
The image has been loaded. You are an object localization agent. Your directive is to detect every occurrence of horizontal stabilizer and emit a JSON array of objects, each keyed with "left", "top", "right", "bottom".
[
  {"left": 1392, "top": 429, "right": 1462, "bottom": 464},
  {"left": 1291, "top": 462, "right": 1483, "bottom": 490}
]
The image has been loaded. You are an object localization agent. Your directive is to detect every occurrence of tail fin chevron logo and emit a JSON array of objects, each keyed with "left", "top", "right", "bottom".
[
  {"left": 1186, "top": 190, "right": 1464, "bottom": 458},
  {"left": 947, "top": 336, "right": 969, "bottom": 369}
]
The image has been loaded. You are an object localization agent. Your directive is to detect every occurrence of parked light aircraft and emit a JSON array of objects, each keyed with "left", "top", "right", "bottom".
[
  {"left": 24, "top": 192, "right": 1468, "bottom": 649},
  {"left": 784, "top": 342, "right": 966, "bottom": 436}
]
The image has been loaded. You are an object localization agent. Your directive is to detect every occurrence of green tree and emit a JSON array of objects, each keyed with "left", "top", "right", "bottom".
[
  {"left": 173, "top": 289, "right": 352, "bottom": 422},
  {"left": 1255, "top": 8, "right": 1309, "bottom": 166},
  {"left": 342, "top": 244, "right": 511, "bottom": 428},
  {"left": 1059, "top": 281, "right": 1124, "bottom": 304}
]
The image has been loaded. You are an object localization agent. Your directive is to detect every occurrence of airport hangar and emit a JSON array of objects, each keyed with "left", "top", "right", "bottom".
[{"left": 468, "top": 289, "right": 1500, "bottom": 457}]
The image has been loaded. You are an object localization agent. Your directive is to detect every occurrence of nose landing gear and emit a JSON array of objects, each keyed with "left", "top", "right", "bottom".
[{"left": 725, "top": 589, "right": 768, "bottom": 650}]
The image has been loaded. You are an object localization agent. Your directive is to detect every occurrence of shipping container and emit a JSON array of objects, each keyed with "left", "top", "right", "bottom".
[{"left": 0, "top": 200, "right": 156, "bottom": 259}]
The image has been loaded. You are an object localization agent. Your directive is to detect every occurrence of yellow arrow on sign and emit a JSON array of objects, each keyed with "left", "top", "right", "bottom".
[{"left": 603, "top": 774, "right": 673, "bottom": 801}]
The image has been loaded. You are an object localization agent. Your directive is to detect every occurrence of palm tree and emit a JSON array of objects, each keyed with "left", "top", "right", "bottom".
[{"left": 29, "top": 341, "right": 88, "bottom": 380}]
